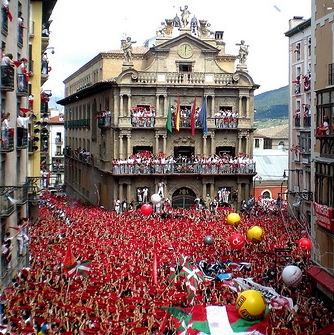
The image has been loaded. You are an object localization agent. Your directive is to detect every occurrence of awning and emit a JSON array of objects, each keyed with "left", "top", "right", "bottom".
[{"left": 307, "top": 265, "right": 334, "bottom": 295}]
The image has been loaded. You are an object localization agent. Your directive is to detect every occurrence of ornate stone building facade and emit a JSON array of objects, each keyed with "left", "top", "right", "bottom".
[{"left": 58, "top": 9, "right": 259, "bottom": 210}]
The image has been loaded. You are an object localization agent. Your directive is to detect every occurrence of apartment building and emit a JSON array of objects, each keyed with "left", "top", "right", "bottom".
[{"left": 0, "top": 0, "right": 56, "bottom": 287}]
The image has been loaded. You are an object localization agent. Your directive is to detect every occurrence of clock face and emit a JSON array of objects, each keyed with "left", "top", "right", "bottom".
[{"left": 178, "top": 43, "right": 193, "bottom": 58}]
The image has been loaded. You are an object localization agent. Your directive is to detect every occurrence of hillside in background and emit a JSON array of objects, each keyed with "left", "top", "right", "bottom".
[{"left": 254, "top": 85, "right": 288, "bottom": 129}]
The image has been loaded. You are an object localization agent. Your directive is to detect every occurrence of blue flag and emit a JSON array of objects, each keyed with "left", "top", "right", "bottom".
[{"left": 198, "top": 97, "right": 208, "bottom": 135}]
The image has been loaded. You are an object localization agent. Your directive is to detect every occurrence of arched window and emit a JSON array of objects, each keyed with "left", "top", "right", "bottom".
[{"left": 261, "top": 190, "right": 271, "bottom": 199}]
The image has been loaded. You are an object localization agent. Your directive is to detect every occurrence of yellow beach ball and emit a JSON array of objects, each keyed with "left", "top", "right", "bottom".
[
  {"left": 236, "top": 290, "right": 267, "bottom": 321},
  {"left": 247, "top": 226, "right": 264, "bottom": 243},
  {"left": 226, "top": 213, "right": 241, "bottom": 226}
]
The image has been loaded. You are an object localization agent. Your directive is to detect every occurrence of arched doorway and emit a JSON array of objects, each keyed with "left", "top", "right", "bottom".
[{"left": 172, "top": 187, "right": 196, "bottom": 209}]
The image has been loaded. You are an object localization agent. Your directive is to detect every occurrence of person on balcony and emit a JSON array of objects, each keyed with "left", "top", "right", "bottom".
[
  {"left": 318, "top": 115, "right": 330, "bottom": 135},
  {"left": 41, "top": 52, "right": 49, "bottom": 74},
  {"left": 1, "top": 112, "right": 10, "bottom": 148},
  {"left": 16, "top": 110, "right": 31, "bottom": 146}
]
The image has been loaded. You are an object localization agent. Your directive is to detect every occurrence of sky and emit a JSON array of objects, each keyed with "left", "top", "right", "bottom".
[{"left": 44, "top": 0, "right": 311, "bottom": 110}]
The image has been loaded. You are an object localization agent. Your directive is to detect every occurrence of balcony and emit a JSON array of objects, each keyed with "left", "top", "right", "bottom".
[
  {"left": 17, "top": 128, "right": 28, "bottom": 149},
  {"left": 0, "top": 188, "right": 15, "bottom": 217},
  {"left": 112, "top": 161, "right": 256, "bottom": 176},
  {"left": 303, "top": 116, "right": 311, "bottom": 128},
  {"left": 0, "top": 185, "right": 27, "bottom": 217},
  {"left": 134, "top": 71, "right": 235, "bottom": 86},
  {"left": 17, "top": 74, "right": 28, "bottom": 95},
  {"left": 294, "top": 117, "right": 301, "bottom": 127},
  {"left": 0, "top": 128, "right": 14, "bottom": 152},
  {"left": 0, "top": 65, "right": 14, "bottom": 91}
]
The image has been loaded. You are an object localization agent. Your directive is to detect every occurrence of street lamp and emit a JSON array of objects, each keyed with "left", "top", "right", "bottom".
[{"left": 253, "top": 175, "right": 262, "bottom": 197}]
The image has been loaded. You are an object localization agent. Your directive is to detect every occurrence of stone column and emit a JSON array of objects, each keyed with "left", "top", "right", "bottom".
[
  {"left": 127, "top": 95, "right": 132, "bottom": 117},
  {"left": 245, "top": 133, "right": 250, "bottom": 155},
  {"left": 155, "top": 134, "right": 159, "bottom": 153},
  {"left": 210, "top": 183, "right": 214, "bottom": 198},
  {"left": 238, "top": 134, "right": 242, "bottom": 153},
  {"left": 203, "top": 135, "right": 207, "bottom": 156},
  {"left": 156, "top": 95, "right": 159, "bottom": 116},
  {"left": 120, "top": 95, "right": 124, "bottom": 117},
  {"left": 162, "top": 135, "right": 167, "bottom": 153},
  {"left": 119, "top": 135, "right": 124, "bottom": 159},
  {"left": 126, "top": 134, "right": 132, "bottom": 158},
  {"left": 119, "top": 184, "right": 123, "bottom": 202},
  {"left": 246, "top": 97, "right": 250, "bottom": 118},
  {"left": 210, "top": 132, "right": 215, "bottom": 155},
  {"left": 238, "top": 97, "right": 242, "bottom": 118},
  {"left": 211, "top": 96, "right": 215, "bottom": 118},
  {"left": 202, "top": 181, "right": 207, "bottom": 199},
  {"left": 126, "top": 184, "right": 131, "bottom": 202}
]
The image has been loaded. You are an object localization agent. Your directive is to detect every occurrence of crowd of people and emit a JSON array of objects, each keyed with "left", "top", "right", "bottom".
[
  {"left": 112, "top": 151, "right": 255, "bottom": 175},
  {"left": 0, "top": 192, "right": 333, "bottom": 334},
  {"left": 97, "top": 105, "right": 239, "bottom": 130}
]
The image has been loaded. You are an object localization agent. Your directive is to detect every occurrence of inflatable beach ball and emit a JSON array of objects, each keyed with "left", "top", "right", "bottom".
[
  {"left": 282, "top": 265, "right": 302, "bottom": 287},
  {"left": 236, "top": 290, "right": 267, "bottom": 321},
  {"left": 246, "top": 226, "right": 264, "bottom": 243},
  {"left": 151, "top": 193, "right": 161, "bottom": 204},
  {"left": 141, "top": 204, "right": 153, "bottom": 216},
  {"left": 203, "top": 235, "right": 214, "bottom": 245},
  {"left": 226, "top": 213, "right": 241, "bottom": 226},
  {"left": 298, "top": 237, "right": 312, "bottom": 251},
  {"left": 228, "top": 233, "right": 245, "bottom": 250}
]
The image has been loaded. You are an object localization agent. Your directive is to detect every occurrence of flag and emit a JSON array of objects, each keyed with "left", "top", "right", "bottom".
[
  {"left": 191, "top": 97, "right": 197, "bottom": 136},
  {"left": 175, "top": 96, "right": 181, "bottom": 132},
  {"left": 226, "top": 277, "right": 294, "bottom": 310},
  {"left": 163, "top": 304, "right": 269, "bottom": 335},
  {"left": 166, "top": 99, "right": 173, "bottom": 137},
  {"left": 66, "top": 260, "right": 91, "bottom": 278},
  {"left": 198, "top": 97, "right": 208, "bottom": 135},
  {"left": 19, "top": 108, "right": 31, "bottom": 114},
  {"left": 62, "top": 244, "right": 76, "bottom": 277},
  {"left": 152, "top": 251, "right": 158, "bottom": 285},
  {"left": 169, "top": 256, "right": 206, "bottom": 303}
]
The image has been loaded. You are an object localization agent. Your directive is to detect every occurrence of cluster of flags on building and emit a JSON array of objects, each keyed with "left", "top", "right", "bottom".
[{"left": 166, "top": 96, "right": 208, "bottom": 137}]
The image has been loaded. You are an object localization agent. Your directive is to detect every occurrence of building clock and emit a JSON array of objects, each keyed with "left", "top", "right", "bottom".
[{"left": 178, "top": 43, "right": 193, "bottom": 58}]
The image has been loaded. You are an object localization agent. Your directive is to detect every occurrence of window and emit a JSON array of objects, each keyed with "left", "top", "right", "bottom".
[
  {"left": 315, "top": 162, "right": 334, "bottom": 207},
  {"left": 263, "top": 138, "right": 272, "bottom": 149},
  {"left": 179, "top": 64, "right": 192, "bottom": 72},
  {"left": 295, "top": 42, "right": 301, "bottom": 61},
  {"left": 255, "top": 139, "right": 260, "bottom": 148}
]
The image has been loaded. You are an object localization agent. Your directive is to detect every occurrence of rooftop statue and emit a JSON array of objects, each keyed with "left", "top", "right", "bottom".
[
  {"left": 180, "top": 5, "right": 190, "bottom": 28},
  {"left": 121, "top": 36, "right": 136, "bottom": 63},
  {"left": 236, "top": 40, "right": 249, "bottom": 64}
]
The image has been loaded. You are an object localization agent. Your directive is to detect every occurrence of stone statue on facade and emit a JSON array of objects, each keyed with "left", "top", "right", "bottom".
[
  {"left": 121, "top": 36, "right": 136, "bottom": 63},
  {"left": 198, "top": 20, "right": 214, "bottom": 38},
  {"left": 156, "top": 19, "right": 174, "bottom": 37},
  {"left": 180, "top": 5, "right": 190, "bottom": 28},
  {"left": 236, "top": 40, "right": 249, "bottom": 64}
]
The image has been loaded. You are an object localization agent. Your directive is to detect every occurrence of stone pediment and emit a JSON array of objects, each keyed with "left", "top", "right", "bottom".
[{"left": 148, "top": 33, "right": 219, "bottom": 56}]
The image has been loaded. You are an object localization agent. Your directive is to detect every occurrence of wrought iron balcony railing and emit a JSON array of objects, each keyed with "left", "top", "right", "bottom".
[{"left": 111, "top": 161, "right": 256, "bottom": 175}]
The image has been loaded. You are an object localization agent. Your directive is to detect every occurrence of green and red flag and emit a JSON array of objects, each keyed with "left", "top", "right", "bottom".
[
  {"left": 62, "top": 244, "right": 76, "bottom": 277},
  {"left": 66, "top": 260, "right": 91, "bottom": 278},
  {"left": 163, "top": 304, "right": 269, "bottom": 335}
]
